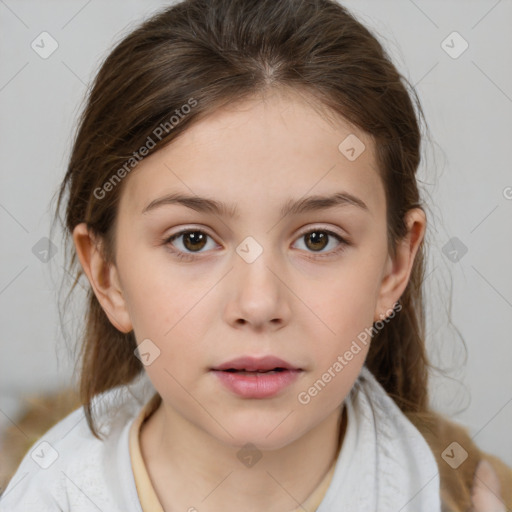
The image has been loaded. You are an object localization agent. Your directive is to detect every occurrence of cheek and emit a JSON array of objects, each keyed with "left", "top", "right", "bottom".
[
  {"left": 117, "top": 248, "right": 202, "bottom": 335},
  {"left": 303, "top": 266, "right": 381, "bottom": 336},
  {"left": 295, "top": 262, "right": 381, "bottom": 390},
  {"left": 121, "top": 269, "right": 212, "bottom": 366}
]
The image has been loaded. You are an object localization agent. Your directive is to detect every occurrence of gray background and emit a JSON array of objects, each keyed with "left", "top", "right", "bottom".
[{"left": 1, "top": 0, "right": 511, "bottom": 468}]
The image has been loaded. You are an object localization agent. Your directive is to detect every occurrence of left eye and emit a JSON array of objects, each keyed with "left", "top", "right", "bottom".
[{"left": 292, "top": 229, "right": 344, "bottom": 253}]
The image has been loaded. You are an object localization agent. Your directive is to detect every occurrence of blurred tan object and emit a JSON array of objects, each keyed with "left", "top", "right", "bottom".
[{"left": 0, "top": 388, "right": 81, "bottom": 493}]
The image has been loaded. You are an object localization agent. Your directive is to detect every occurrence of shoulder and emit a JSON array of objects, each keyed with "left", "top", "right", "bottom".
[
  {"left": 0, "top": 376, "right": 155, "bottom": 512},
  {"left": 406, "top": 409, "right": 512, "bottom": 512},
  {"left": 0, "top": 406, "right": 103, "bottom": 510}
]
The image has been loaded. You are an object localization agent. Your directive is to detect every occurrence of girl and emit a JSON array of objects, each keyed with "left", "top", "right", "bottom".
[{"left": 1, "top": 0, "right": 511, "bottom": 510}]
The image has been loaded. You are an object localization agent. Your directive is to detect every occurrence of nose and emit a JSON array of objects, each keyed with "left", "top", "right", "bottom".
[{"left": 224, "top": 247, "right": 291, "bottom": 332}]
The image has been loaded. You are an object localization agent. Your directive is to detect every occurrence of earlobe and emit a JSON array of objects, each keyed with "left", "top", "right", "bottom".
[
  {"left": 373, "top": 208, "right": 426, "bottom": 322},
  {"left": 72, "top": 223, "right": 133, "bottom": 333}
]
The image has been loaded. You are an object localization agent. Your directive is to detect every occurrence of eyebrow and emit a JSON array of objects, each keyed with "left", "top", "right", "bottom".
[{"left": 141, "top": 191, "right": 370, "bottom": 218}]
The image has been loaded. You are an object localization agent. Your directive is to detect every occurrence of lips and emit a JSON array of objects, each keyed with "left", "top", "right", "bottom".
[
  {"left": 211, "top": 355, "right": 301, "bottom": 373},
  {"left": 210, "top": 356, "right": 303, "bottom": 398}
]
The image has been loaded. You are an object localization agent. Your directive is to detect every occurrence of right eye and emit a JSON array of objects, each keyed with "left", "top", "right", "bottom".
[{"left": 164, "top": 229, "right": 218, "bottom": 257}]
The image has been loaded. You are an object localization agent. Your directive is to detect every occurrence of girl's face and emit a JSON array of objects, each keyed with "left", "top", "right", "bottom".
[{"left": 85, "top": 89, "right": 423, "bottom": 450}]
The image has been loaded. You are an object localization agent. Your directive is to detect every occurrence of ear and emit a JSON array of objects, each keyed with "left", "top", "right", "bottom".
[
  {"left": 373, "top": 208, "right": 426, "bottom": 322},
  {"left": 72, "top": 223, "right": 133, "bottom": 333}
]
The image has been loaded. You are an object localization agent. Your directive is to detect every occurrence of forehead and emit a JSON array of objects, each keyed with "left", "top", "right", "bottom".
[{"left": 120, "top": 89, "right": 385, "bottom": 218}]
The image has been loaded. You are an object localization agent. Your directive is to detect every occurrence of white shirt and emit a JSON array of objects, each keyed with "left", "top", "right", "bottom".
[{"left": 0, "top": 366, "right": 442, "bottom": 511}]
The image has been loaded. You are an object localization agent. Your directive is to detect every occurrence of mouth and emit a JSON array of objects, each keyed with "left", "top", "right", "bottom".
[{"left": 210, "top": 356, "right": 303, "bottom": 398}]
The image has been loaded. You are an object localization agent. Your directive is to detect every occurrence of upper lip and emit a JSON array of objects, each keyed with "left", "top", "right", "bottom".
[{"left": 211, "top": 356, "right": 301, "bottom": 372}]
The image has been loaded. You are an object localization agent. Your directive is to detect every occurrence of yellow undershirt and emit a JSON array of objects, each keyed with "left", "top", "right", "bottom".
[{"left": 129, "top": 393, "right": 340, "bottom": 511}]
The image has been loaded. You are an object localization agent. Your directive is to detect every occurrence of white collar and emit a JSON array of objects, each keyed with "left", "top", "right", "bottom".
[{"left": 317, "top": 365, "right": 442, "bottom": 511}]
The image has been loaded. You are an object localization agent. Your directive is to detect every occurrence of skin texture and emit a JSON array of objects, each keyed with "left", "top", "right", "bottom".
[{"left": 73, "top": 88, "right": 426, "bottom": 511}]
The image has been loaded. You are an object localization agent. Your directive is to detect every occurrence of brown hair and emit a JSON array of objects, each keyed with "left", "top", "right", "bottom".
[{"left": 53, "top": 0, "right": 436, "bottom": 440}]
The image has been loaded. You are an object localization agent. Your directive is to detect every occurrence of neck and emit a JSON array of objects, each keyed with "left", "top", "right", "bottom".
[{"left": 140, "top": 400, "right": 347, "bottom": 512}]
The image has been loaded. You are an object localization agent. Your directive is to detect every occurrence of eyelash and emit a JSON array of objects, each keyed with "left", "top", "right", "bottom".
[{"left": 163, "top": 227, "right": 350, "bottom": 262}]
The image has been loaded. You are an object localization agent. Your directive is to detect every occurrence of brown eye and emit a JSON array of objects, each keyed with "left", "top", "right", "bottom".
[
  {"left": 304, "top": 231, "right": 329, "bottom": 251},
  {"left": 166, "top": 230, "right": 215, "bottom": 254},
  {"left": 293, "top": 228, "right": 347, "bottom": 256},
  {"left": 182, "top": 231, "right": 207, "bottom": 251}
]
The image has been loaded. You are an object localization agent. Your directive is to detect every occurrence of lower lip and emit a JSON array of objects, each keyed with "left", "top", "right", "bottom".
[{"left": 211, "top": 370, "right": 302, "bottom": 398}]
